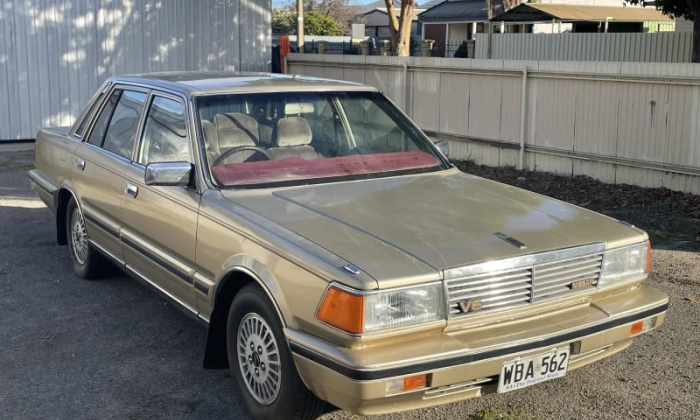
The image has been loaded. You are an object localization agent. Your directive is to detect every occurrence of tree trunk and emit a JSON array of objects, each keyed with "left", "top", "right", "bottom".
[
  {"left": 383, "top": 0, "right": 400, "bottom": 52},
  {"left": 693, "top": 11, "right": 700, "bottom": 63},
  {"left": 395, "top": 0, "right": 416, "bottom": 56}
]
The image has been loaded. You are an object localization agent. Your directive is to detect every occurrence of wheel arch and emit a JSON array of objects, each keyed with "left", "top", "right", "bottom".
[
  {"left": 203, "top": 264, "right": 290, "bottom": 370},
  {"left": 55, "top": 187, "right": 79, "bottom": 246}
]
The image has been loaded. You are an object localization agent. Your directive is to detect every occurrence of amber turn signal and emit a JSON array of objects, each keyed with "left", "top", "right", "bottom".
[
  {"left": 630, "top": 320, "right": 644, "bottom": 335},
  {"left": 317, "top": 286, "right": 364, "bottom": 334},
  {"left": 403, "top": 374, "right": 429, "bottom": 391}
]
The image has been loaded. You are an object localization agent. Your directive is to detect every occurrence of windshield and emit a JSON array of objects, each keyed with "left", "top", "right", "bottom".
[{"left": 196, "top": 91, "right": 447, "bottom": 187}]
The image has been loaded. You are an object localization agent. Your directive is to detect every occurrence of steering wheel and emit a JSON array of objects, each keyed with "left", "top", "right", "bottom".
[{"left": 213, "top": 145, "right": 272, "bottom": 166}]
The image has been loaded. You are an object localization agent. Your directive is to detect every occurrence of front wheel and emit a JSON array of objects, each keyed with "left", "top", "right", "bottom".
[{"left": 226, "top": 284, "right": 327, "bottom": 420}]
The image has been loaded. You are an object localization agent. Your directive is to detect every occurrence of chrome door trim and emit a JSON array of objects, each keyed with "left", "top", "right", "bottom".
[{"left": 120, "top": 228, "right": 195, "bottom": 286}]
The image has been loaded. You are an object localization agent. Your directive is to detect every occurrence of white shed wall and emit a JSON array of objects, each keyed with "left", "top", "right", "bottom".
[{"left": 0, "top": 0, "right": 271, "bottom": 141}]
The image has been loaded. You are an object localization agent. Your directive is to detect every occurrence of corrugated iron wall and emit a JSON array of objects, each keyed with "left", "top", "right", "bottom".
[
  {"left": 288, "top": 54, "right": 700, "bottom": 194},
  {"left": 474, "top": 33, "right": 693, "bottom": 62},
  {"left": 0, "top": 0, "right": 270, "bottom": 141}
]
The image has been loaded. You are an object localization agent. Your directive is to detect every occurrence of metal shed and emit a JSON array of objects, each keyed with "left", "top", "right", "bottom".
[{"left": 0, "top": 0, "right": 271, "bottom": 141}]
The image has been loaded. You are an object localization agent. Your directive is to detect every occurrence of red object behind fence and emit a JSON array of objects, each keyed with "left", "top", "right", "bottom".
[{"left": 280, "top": 36, "right": 290, "bottom": 74}]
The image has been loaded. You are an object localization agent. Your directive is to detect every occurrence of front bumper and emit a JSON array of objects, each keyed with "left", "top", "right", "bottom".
[{"left": 287, "top": 285, "right": 668, "bottom": 415}]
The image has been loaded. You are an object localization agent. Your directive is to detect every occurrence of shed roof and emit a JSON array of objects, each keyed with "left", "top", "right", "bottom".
[
  {"left": 419, "top": 0, "right": 502, "bottom": 23},
  {"left": 493, "top": 4, "right": 672, "bottom": 22}
]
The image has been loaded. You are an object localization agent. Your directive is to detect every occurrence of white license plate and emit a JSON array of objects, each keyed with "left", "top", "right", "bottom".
[{"left": 497, "top": 347, "right": 570, "bottom": 393}]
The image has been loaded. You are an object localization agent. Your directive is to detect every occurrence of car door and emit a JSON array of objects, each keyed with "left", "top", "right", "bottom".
[
  {"left": 74, "top": 87, "right": 149, "bottom": 263},
  {"left": 121, "top": 92, "right": 200, "bottom": 313}
]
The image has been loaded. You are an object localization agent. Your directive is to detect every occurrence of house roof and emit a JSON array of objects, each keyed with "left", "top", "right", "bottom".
[
  {"left": 363, "top": 7, "right": 426, "bottom": 16},
  {"left": 360, "top": 0, "right": 401, "bottom": 14},
  {"left": 493, "top": 4, "right": 672, "bottom": 22},
  {"left": 419, "top": 0, "right": 502, "bottom": 23},
  {"left": 419, "top": 0, "right": 445, "bottom": 8}
]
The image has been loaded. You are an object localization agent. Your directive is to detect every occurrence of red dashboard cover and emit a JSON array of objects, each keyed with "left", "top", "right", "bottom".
[{"left": 211, "top": 151, "right": 438, "bottom": 186}]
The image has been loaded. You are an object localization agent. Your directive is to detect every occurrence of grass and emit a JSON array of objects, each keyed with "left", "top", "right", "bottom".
[
  {"left": 468, "top": 410, "right": 534, "bottom": 420},
  {"left": 0, "top": 162, "right": 34, "bottom": 172},
  {"left": 0, "top": 150, "right": 34, "bottom": 172}
]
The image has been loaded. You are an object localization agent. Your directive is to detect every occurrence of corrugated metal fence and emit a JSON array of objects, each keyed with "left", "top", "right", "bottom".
[
  {"left": 288, "top": 54, "right": 700, "bottom": 195},
  {"left": 474, "top": 32, "right": 693, "bottom": 62},
  {"left": 0, "top": 0, "right": 270, "bottom": 141}
]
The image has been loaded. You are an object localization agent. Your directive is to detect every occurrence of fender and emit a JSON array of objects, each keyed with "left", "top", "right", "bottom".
[
  {"left": 203, "top": 255, "right": 292, "bottom": 370},
  {"left": 217, "top": 255, "right": 291, "bottom": 327}
]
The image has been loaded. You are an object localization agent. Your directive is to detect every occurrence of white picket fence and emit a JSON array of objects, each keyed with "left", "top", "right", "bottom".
[
  {"left": 474, "top": 32, "right": 693, "bottom": 62},
  {"left": 288, "top": 54, "right": 700, "bottom": 195}
]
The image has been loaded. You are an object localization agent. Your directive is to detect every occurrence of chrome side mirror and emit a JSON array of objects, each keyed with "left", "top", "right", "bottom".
[
  {"left": 144, "top": 162, "right": 192, "bottom": 186},
  {"left": 434, "top": 139, "right": 449, "bottom": 159}
]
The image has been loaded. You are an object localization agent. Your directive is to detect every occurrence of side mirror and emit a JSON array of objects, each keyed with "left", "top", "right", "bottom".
[
  {"left": 145, "top": 162, "right": 193, "bottom": 186},
  {"left": 434, "top": 139, "right": 449, "bottom": 159}
]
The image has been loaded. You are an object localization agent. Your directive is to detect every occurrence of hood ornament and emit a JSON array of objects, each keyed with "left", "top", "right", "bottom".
[{"left": 493, "top": 232, "right": 527, "bottom": 250}]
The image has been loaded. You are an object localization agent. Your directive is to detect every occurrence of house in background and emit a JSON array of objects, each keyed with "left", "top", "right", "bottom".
[
  {"left": 419, "top": 0, "right": 675, "bottom": 57},
  {"left": 494, "top": 3, "right": 674, "bottom": 33},
  {"left": 359, "top": 0, "right": 443, "bottom": 39},
  {"left": 419, "top": 0, "right": 503, "bottom": 56}
]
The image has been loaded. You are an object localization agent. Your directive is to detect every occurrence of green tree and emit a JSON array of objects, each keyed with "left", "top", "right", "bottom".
[
  {"left": 272, "top": 9, "right": 343, "bottom": 36},
  {"left": 272, "top": 9, "right": 294, "bottom": 34},
  {"left": 304, "top": 11, "right": 344, "bottom": 36},
  {"left": 624, "top": 0, "right": 700, "bottom": 62}
]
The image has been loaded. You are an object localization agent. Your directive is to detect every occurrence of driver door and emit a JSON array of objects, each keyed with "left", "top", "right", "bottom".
[{"left": 120, "top": 92, "right": 200, "bottom": 313}]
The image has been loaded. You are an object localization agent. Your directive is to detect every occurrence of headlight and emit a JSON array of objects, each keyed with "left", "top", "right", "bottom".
[
  {"left": 317, "top": 282, "right": 446, "bottom": 334},
  {"left": 599, "top": 241, "right": 651, "bottom": 287}
]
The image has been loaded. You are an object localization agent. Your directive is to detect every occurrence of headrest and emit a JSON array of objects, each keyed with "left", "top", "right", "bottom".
[
  {"left": 214, "top": 113, "right": 259, "bottom": 137},
  {"left": 213, "top": 113, "right": 257, "bottom": 149},
  {"left": 276, "top": 117, "right": 313, "bottom": 147},
  {"left": 201, "top": 120, "right": 219, "bottom": 153}
]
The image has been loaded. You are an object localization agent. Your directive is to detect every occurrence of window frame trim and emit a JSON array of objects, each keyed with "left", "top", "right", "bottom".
[
  {"left": 133, "top": 90, "right": 192, "bottom": 168},
  {"left": 71, "top": 82, "right": 112, "bottom": 139}
]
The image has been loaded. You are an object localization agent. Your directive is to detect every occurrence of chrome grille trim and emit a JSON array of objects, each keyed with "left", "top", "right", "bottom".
[{"left": 445, "top": 243, "right": 606, "bottom": 319}]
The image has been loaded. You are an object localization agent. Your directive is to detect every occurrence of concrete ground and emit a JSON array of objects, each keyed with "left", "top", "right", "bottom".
[{"left": 1, "top": 151, "right": 698, "bottom": 420}]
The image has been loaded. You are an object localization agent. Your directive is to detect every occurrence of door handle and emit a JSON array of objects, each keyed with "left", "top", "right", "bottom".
[
  {"left": 76, "top": 157, "right": 85, "bottom": 171},
  {"left": 125, "top": 182, "right": 139, "bottom": 198}
]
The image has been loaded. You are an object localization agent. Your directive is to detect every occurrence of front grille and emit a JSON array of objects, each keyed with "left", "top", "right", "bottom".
[{"left": 445, "top": 244, "right": 604, "bottom": 318}]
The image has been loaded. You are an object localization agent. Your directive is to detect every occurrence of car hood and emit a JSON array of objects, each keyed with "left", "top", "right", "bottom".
[{"left": 221, "top": 169, "right": 645, "bottom": 288}]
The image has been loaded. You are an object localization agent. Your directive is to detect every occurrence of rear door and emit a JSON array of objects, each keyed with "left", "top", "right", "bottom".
[
  {"left": 121, "top": 91, "right": 200, "bottom": 313},
  {"left": 74, "top": 87, "right": 149, "bottom": 262}
]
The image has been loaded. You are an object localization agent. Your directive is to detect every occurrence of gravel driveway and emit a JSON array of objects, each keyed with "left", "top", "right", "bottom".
[{"left": 1, "top": 151, "right": 698, "bottom": 420}]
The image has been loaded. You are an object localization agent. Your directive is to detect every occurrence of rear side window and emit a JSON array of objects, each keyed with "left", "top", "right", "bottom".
[
  {"left": 137, "top": 96, "right": 191, "bottom": 165},
  {"left": 75, "top": 92, "right": 105, "bottom": 138},
  {"left": 87, "top": 90, "right": 120, "bottom": 147},
  {"left": 101, "top": 90, "right": 148, "bottom": 159}
]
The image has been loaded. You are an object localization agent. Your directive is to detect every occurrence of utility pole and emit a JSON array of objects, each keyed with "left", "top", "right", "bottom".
[{"left": 297, "top": 0, "right": 304, "bottom": 52}]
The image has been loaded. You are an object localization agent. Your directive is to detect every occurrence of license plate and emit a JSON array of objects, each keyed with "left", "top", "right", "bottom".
[{"left": 497, "top": 347, "right": 570, "bottom": 393}]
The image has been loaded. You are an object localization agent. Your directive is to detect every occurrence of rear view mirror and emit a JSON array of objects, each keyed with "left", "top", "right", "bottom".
[
  {"left": 434, "top": 140, "right": 449, "bottom": 159},
  {"left": 145, "top": 162, "right": 192, "bottom": 186}
]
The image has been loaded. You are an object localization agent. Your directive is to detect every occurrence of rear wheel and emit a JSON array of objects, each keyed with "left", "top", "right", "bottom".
[
  {"left": 226, "top": 284, "right": 327, "bottom": 420},
  {"left": 66, "top": 197, "right": 106, "bottom": 279}
]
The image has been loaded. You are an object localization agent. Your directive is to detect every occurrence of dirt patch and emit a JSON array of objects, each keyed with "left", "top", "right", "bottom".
[{"left": 456, "top": 161, "right": 700, "bottom": 252}]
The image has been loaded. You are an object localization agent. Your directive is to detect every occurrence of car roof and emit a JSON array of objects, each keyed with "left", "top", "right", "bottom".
[{"left": 111, "top": 72, "right": 376, "bottom": 96}]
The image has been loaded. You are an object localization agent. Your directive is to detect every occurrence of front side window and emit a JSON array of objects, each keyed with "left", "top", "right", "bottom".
[
  {"left": 138, "top": 96, "right": 190, "bottom": 165},
  {"left": 102, "top": 90, "right": 147, "bottom": 159},
  {"left": 196, "top": 91, "right": 447, "bottom": 188}
]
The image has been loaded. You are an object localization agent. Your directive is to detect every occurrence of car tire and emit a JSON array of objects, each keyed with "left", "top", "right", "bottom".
[
  {"left": 226, "top": 284, "right": 327, "bottom": 420},
  {"left": 66, "top": 197, "right": 106, "bottom": 279}
]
